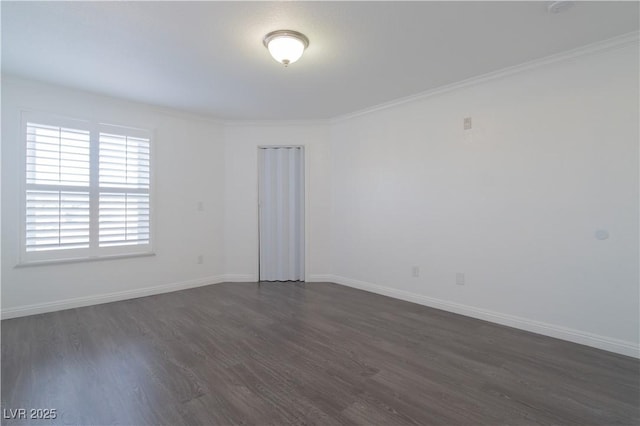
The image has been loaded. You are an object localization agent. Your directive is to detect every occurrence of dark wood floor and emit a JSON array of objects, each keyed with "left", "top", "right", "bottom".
[{"left": 2, "top": 282, "right": 639, "bottom": 425}]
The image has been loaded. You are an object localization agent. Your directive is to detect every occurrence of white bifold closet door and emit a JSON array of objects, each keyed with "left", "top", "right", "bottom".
[{"left": 258, "top": 147, "right": 305, "bottom": 281}]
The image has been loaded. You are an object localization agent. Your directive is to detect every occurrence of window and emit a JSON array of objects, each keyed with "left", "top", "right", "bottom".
[{"left": 21, "top": 112, "right": 153, "bottom": 264}]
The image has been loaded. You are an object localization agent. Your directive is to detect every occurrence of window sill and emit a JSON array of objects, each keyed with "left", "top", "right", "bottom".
[{"left": 15, "top": 252, "right": 156, "bottom": 268}]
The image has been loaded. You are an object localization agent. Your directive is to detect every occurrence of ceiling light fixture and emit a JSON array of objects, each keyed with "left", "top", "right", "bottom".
[{"left": 263, "top": 30, "right": 309, "bottom": 67}]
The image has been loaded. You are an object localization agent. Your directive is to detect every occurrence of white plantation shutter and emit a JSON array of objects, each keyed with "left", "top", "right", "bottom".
[
  {"left": 21, "top": 113, "right": 153, "bottom": 264},
  {"left": 25, "top": 122, "right": 91, "bottom": 253},
  {"left": 26, "top": 123, "right": 91, "bottom": 186},
  {"left": 98, "top": 132, "right": 151, "bottom": 247},
  {"left": 99, "top": 193, "right": 150, "bottom": 246},
  {"left": 98, "top": 133, "right": 150, "bottom": 188},
  {"left": 26, "top": 190, "right": 90, "bottom": 251}
]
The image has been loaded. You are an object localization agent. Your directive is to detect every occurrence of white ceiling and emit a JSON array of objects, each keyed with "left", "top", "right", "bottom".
[{"left": 2, "top": 1, "right": 638, "bottom": 120}]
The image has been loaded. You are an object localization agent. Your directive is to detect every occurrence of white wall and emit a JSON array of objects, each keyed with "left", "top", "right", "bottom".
[
  {"left": 223, "top": 123, "right": 331, "bottom": 281},
  {"left": 2, "top": 41, "right": 637, "bottom": 358},
  {"left": 1, "top": 77, "right": 226, "bottom": 316},
  {"left": 329, "top": 43, "right": 639, "bottom": 356}
]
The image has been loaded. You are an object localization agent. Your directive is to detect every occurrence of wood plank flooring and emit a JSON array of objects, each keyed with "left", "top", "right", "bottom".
[{"left": 2, "top": 282, "right": 639, "bottom": 425}]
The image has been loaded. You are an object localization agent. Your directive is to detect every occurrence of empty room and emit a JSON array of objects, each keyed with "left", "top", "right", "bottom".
[{"left": 1, "top": 1, "right": 639, "bottom": 425}]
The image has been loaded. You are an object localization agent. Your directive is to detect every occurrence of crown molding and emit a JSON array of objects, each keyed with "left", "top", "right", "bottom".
[
  {"left": 223, "top": 118, "right": 331, "bottom": 128},
  {"left": 1, "top": 74, "right": 226, "bottom": 126},
  {"left": 4, "top": 30, "right": 637, "bottom": 126},
  {"left": 331, "top": 31, "right": 640, "bottom": 124}
]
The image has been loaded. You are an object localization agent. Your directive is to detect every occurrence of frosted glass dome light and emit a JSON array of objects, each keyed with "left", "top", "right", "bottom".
[{"left": 263, "top": 30, "right": 309, "bottom": 67}]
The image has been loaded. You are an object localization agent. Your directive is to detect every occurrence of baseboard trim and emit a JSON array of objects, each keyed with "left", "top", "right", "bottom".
[
  {"left": 328, "top": 275, "right": 639, "bottom": 359},
  {"left": 4, "top": 273, "right": 636, "bottom": 358},
  {"left": 1, "top": 275, "right": 226, "bottom": 320},
  {"left": 222, "top": 274, "right": 257, "bottom": 282},
  {"left": 306, "top": 274, "right": 334, "bottom": 282}
]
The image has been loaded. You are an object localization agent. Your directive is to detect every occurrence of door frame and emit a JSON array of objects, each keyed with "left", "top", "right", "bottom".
[{"left": 256, "top": 145, "right": 309, "bottom": 282}]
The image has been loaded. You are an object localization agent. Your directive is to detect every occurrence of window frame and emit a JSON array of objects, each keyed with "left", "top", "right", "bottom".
[{"left": 18, "top": 110, "right": 155, "bottom": 266}]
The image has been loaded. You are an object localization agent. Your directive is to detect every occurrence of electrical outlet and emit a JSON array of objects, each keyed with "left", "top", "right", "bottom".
[
  {"left": 197, "top": 201, "right": 204, "bottom": 211},
  {"left": 463, "top": 117, "right": 472, "bottom": 130},
  {"left": 456, "top": 272, "right": 465, "bottom": 285},
  {"left": 197, "top": 255, "right": 204, "bottom": 264},
  {"left": 411, "top": 266, "right": 420, "bottom": 278}
]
